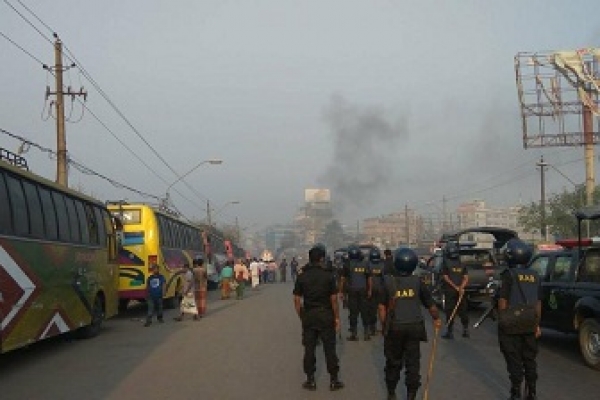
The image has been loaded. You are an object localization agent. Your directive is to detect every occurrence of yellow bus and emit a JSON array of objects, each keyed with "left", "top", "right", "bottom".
[
  {"left": 107, "top": 203, "right": 204, "bottom": 310},
  {"left": 0, "top": 149, "right": 120, "bottom": 354}
]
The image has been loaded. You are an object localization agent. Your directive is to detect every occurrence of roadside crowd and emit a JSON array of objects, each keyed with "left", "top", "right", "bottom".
[{"left": 144, "top": 256, "right": 300, "bottom": 325}]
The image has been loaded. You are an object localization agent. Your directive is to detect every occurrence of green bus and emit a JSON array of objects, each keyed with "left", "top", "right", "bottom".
[{"left": 0, "top": 149, "right": 120, "bottom": 354}]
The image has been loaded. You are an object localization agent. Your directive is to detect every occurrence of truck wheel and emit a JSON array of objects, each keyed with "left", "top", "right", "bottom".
[{"left": 579, "top": 319, "right": 600, "bottom": 370}]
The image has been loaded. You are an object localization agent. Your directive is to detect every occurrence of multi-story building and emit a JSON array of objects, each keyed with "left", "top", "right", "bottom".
[
  {"left": 362, "top": 208, "right": 420, "bottom": 249},
  {"left": 455, "top": 199, "right": 538, "bottom": 245}
]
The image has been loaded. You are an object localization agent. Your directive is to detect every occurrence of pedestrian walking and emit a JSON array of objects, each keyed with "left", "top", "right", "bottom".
[
  {"left": 291, "top": 257, "right": 299, "bottom": 282},
  {"left": 220, "top": 261, "right": 234, "bottom": 299},
  {"left": 233, "top": 258, "right": 249, "bottom": 300},
  {"left": 367, "top": 247, "right": 385, "bottom": 335},
  {"left": 440, "top": 241, "right": 470, "bottom": 339},
  {"left": 192, "top": 257, "right": 208, "bottom": 317},
  {"left": 497, "top": 239, "right": 541, "bottom": 400},
  {"left": 378, "top": 248, "right": 442, "bottom": 400},
  {"left": 249, "top": 258, "right": 260, "bottom": 289},
  {"left": 293, "top": 244, "right": 344, "bottom": 392},
  {"left": 144, "top": 264, "right": 166, "bottom": 327},
  {"left": 340, "top": 244, "right": 372, "bottom": 341},
  {"left": 174, "top": 263, "right": 199, "bottom": 321},
  {"left": 280, "top": 258, "right": 288, "bottom": 283}
]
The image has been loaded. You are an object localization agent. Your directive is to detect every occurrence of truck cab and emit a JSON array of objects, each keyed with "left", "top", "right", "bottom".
[{"left": 527, "top": 206, "right": 600, "bottom": 370}]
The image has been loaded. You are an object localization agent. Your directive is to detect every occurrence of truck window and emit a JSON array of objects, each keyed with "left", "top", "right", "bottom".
[
  {"left": 579, "top": 251, "right": 600, "bottom": 283},
  {"left": 550, "top": 255, "right": 572, "bottom": 282},
  {"left": 530, "top": 256, "right": 549, "bottom": 279}
]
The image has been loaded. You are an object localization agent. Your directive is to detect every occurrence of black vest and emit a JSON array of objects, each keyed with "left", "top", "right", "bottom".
[
  {"left": 370, "top": 261, "right": 384, "bottom": 291},
  {"left": 384, "top": 275, "right": 424, "bottom": 325},
  {"left": 347, "top": 260, "right": 369, "bottom": 291},
  {"left": 508, "top": 268, "right": 539, "bottom": 306}
]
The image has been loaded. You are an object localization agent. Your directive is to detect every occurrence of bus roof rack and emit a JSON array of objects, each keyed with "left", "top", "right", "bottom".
[{"left": 0, "top": 147, "right": 29, "bottom": 170}]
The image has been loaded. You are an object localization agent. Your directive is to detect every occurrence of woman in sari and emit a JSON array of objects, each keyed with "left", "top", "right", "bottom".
[{"left": 192, "top": 257, "right": 208, "bottom": 317}]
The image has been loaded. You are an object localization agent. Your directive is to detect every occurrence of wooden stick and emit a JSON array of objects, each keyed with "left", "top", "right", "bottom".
[
  {"left": 446, "top": 290, "right": 465, "bottom": 328},
  {"left": 423, "top": 325, "right": 440, "bottom": 400}
]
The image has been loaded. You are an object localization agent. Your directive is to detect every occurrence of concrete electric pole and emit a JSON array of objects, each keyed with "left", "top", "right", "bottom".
[
  {"left": 44, "top": 34, "right": 87, "bottom": 187},
  {"left": 537, "top": 156, "right": 548, "bottom": 241}
]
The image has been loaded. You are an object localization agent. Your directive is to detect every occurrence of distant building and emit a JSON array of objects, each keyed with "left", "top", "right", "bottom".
[{"left": 362, "top": 208, "right": 420, "bottom": 249}]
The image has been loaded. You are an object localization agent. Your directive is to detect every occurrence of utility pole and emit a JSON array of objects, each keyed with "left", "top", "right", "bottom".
[
  {"left": 44, "top": 34, "right": 86, "bottom": 187},
  {"left": 583, "top": 103, "right": 595, "bottom": 208},
  {"left": 537, "top": 156, "right": 548, "bottom": 241},
  {"left": 206, "top": 200, "right": 212, "bottom": 263}
]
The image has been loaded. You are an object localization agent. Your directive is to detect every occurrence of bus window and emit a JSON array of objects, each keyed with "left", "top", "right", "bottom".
[
  {"left": 52, "top": 191, "right": 70, "bottom": 242},
  {"left": 38, "top": 186, "right": 58, "bottom": 240},
  {"left": 85, "top": 203, "right": 99, "bottom": 245},
  {"left": 6, "top": 174, "right": 29, "bottom": 236},
  {"left": 0, "top": 171, "right": 12, "bottom": 234},
  {"left": 64, "top": 196, "right": 81, "bottom": 243},
  {"left": 74, "top": 200, "right": 90, "bottom": 244},
  {"left": 94, "top": 206, "right": 107, "bottom": 247},
  {"left": 22, "top": 180, "right": 45, "bottom": 238}
]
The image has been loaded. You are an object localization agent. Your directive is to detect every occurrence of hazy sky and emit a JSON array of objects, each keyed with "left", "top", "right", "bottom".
[{"left": 1, "top": 1, "right": 599, "bottom": 233}]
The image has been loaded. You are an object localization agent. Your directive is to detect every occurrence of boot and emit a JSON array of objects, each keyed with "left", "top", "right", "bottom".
[
  {"left": 462, "top": 328, "right": 470, "bottom": 338},
  {"left": 441, "top": 329, "right": 454, "bottom": 339},
  {"left": 407, "top": 391, "right": 417, "bottom": 400},
  {"left": 329, "top": 374, "right": 344, "bottom": 391},
  {"left": 302, "top": 375, "right": 316, "bottom": 391},
  {"left": 347, "top": 330, "right": 359, "bottom": 341},
  {"left": 386, "top": 392, "right": 397, "bottom": 400},
  {"left": 524, "top": 382, "right": 536, "bottom": 400},
  {"left": 364, "top": 331, "right": 371, "bottom": 341},
  {"left": 509, "top": 384, "right": 522, "bottom": 400}
]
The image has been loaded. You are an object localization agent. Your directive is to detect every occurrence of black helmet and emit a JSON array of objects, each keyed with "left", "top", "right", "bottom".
[
  {"left": 444, "top": 240, "right": 460, "bottom": 259},
  {"left": 394, "top": 247, "right": 418, "bottom": 274},
  {"left": 313, "top": 243, "right": 327, "bottom": 257},
  {"left": 369, "top": 247, "right": 382, "bottom": 263},
  {"left": 504, "top": 239, "right": 532, "bottom": 268},
  {"left": 347, "top": 245, "right": 362, "bottom": 261}
]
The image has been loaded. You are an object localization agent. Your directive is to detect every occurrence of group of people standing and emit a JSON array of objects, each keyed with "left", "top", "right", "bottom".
[{"left": 293, "top": 239, "right": 542, "bottom": 400}]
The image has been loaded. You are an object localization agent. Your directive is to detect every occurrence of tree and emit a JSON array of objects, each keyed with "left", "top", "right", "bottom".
[{"left": 518, "top": 185, "right": 600, "bottom": 238}]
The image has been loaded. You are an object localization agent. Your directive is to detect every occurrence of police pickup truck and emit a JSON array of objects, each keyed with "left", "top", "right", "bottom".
[
  {"left": 426, "top": 227, "right": 518, "bottom": 308},
  {"left": 527, "top": 208, "right": 600, "bottom": 370}
]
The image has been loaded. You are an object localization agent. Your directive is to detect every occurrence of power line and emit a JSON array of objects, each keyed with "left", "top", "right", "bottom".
[
  {"left": 3, "top": 0, "right": 53, "bottom": 44},
  {"left": 0, "top": 127, "right": 161, "bottom": 200},
  {"left": 0, "top": 30, "right": 45, "bottom": 65}
]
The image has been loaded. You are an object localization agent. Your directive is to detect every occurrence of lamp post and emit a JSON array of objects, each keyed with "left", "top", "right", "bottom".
[
  {"left": 163, "top": 159, "right": 222, "bottom": 207},
  {"left": 207, "top": 200, "right": 240, "bottom": 228}
]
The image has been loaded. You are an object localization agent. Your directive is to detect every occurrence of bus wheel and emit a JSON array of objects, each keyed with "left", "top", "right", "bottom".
[
  {"left": 78, "top": 295, "right": 105, "bottom": 339},
  {"left": 579, "top": 319, "right": 600, "bottom": 370}
]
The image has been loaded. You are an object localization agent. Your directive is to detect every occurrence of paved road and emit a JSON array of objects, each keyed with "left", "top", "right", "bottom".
[{"left": 1, "top": 282, "right": 598, "bottom": 399}]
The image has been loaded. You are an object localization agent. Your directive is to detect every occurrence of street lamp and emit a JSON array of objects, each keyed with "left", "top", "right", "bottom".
[{"left": 164, "top": 159, "right": 222, "bottom": 205}]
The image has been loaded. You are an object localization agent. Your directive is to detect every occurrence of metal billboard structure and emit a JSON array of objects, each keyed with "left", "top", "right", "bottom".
[{"left": 515, "top": 49, "right": 600, "bottom": 208}]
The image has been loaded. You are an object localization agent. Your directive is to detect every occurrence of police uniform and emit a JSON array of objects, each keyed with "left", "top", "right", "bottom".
[
  {"left": 498, "top": 267, "right": 542, "bottom": 400},
  {"left": 441, "top": 256, "right": 469, "bottom": 338},
  {"left": 343, "top": 258, "right": 372, "bottom": 340},
  {"left": 368, "top": 258, "right": 385, "bottom": 335},
  {"left": 293, "top": 261, "right": 342, "bottom": 390},
  {"left": 379, "top": 273, "right": 436, "bottom": 400}
]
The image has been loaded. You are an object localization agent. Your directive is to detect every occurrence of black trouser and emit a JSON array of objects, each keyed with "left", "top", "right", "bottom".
[
  {"left": 367, "top": 288, "right": 382, "bottom": 328},
  {"left": 384, "top": 324, "right": 423, "bottom": 393},
  {"left": 302, "top": 308, "right": 339, "bottom": 376},
  {"left": 347, "top": 289, "right": 369, "bottom": 332},
  {"left": 498, "top": 331, "right": 538, "bottom": 387},
  {"left": 444, "top": 290, "right": 468, "bottom": 331}
]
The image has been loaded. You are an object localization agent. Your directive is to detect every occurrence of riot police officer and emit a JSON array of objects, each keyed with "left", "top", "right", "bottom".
[
  {"left": 440, "top": 240, "right": 470, "bottom": 339},
  {"left": 367, "top": 247, "right": 385, "bottom": 336},
  {"left": 378, "top": 247, "right": 441, "bottom": 400},
  {"left": 293, "top": 244, "right": 344, "bottom": 392},
  {"left": 383, "top": 248, "right": 394, "bottom": 275},
  {"left": 340, "top": 244, "right": 372, "bottom": 341},
  {"left": 497, "top": 239, "right": 541, "bottom": 400}
]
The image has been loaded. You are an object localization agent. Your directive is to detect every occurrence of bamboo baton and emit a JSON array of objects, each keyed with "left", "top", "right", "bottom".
[
  {"left": 423, "top": 324, "right": 440, "bottom": 400},
  {"left": 446, "top": 289, "right": 465, "bottom": 328}
]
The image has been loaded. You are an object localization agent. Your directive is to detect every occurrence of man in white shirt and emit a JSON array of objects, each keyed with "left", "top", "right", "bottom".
[{"left": 249, "top": 258, "right": 260, "bottom": 289}]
